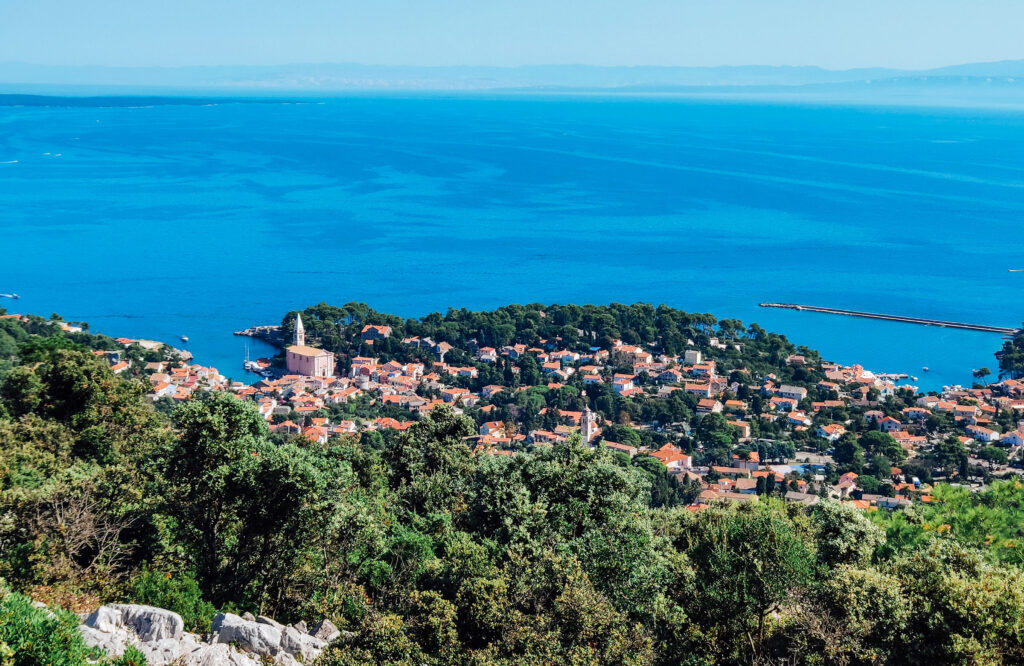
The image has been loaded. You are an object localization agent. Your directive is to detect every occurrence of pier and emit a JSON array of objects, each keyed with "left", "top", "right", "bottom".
[{"left": 759, "top": 303, "right": 1019, "bottom": 335}]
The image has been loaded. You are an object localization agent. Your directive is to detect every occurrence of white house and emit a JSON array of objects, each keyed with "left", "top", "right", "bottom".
[{"left": 817, "top": 424, "right": 846, "bottom": 442}]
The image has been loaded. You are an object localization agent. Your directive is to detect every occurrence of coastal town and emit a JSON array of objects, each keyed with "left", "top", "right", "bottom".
[{"left": 5, "top": 305, "right": 1023, "bottom": 511}]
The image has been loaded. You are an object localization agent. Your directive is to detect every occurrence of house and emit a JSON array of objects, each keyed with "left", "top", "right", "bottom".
[
  {"left": 785, "top": 491, "right": 820, "bottom": 506},
  {"left": 481, "top": 385, "right": 505, "bottom": 399},
  {"left": 735, "top": 478, "right": 759, "bottom": 494},
  {"left": 778, "top": 385, "right": 808, "bottom": 402},
  {"left": 476, "top": 347, "right": 498, "bottom": 362},
  {"left": 685, "top": 383, "right": 713, "bottom": 398},
  {"left": 817, "top": 424, "right": 846, "bottom": 442},
  {"left": 272, "top": 420, "right": 302, "bottom": 435},
  {"left": 902, "top": 407, "right": 931, "bottom": 421},
  {"left": 876, "top": 496, "right": 912, "bottom": 510},
  {"left": 651, "top": 444, "right": 692, "bottom": 471},
  {"left": 479, "top": 421, "right": 507, "bottom": 437},
  {"left": 732, "top": 451, "right": 760, "bottom": 470},
  {"left": 787, "top": 411, "right": 812, "bottom": 427},
  {"left": 878, "top": 416, "right": 902, "bottom": 433},
  {"left": 603, "top": 441, "right": 638, "bottom": 458},
  {"left": 658, "top": 368, "right": 684, "bottom": 384},
  {"left": 434, "top": 342, "right": 453, "bottom": 362},
  {"left": 683, "top": 349, "right": 702, "bottom": 365},
  {"left": 728, "top": 420, "right": 752, "bottom": 439},
  {"left": 1002, "top": 430, "right": 1024, "bottom": 447},
  {"left": 360, "top": 324, "right": 392, "bottom": 341},
  {"left": 615, "top": 345, "right": 653, "bottom": 365},
  {"left": 831, "top": 473, "right": 858, "bottom": 498},
  {"left": 697, "top": 399, "right": 724, "bottom": 415},
  {"left": 770, "top": 396, "right": 798, "bottom": 412},
  {"left": 612, "top": 374, "right": 635, "bottom": 394},
  {"left": 302, "top": 426, "right": 329, "bottom": 445},
  {"left": 441, "top": 387, "right": 470, "bottom": 403},
  {"left": 966, "top": 425, "right": 1001, "bottom": 443},
  {"left": 149, "top": 381, "right": 174, "bottom": 399}
]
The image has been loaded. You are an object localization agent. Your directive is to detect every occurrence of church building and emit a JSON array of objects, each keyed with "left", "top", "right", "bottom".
[{"left": 285, "top": 314, "right": 336, "bottom": 378}]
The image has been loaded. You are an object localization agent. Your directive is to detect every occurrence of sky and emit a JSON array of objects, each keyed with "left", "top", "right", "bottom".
[{"left": 1, "top": 0, "right": 1023, "bottom": 70}]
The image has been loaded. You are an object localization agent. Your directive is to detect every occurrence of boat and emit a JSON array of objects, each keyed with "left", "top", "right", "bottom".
[
  {"left": 922, "top": 367, "right": 930, "bottom": 372},
  {"left": 0, "top": 293, "right": 18, "bottom": 299},
  {"left": 243, "top": 342, "right": 260, "bottom": 373},
  {"left": 180, "top": 335, "right": 189, "bottom": 343}
]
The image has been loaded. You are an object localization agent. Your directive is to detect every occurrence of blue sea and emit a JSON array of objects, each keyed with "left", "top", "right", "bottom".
[{"left": 1, "top": 94, "right": 1022, "bottom": 389}]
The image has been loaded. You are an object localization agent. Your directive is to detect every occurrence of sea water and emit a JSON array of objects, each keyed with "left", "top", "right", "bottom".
[{"left": 1, "top": 94, "right": 1022, "bottom": 388}]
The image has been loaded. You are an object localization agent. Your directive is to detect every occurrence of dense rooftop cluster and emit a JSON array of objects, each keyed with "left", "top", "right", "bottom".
[{"left": 40, "top": 301, "right": 1019, "bottom": 511}]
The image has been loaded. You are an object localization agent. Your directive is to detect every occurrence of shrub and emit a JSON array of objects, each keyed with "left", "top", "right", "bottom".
[
  {"left": 0, "top": 585, "right": 99, "bottom": 665},
  {"left": 129, "top": 569, "right": 216, "bottom": 633}
]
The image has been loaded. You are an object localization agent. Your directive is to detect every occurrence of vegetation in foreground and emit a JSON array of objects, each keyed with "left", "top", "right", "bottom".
[{"left": 0, "top": 313, "right": 1023, "bottom": 664}]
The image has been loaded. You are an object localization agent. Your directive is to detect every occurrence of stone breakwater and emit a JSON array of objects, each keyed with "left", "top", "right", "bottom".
[{"left": 79, "top": 603, "right": 345, "bottom": 665}]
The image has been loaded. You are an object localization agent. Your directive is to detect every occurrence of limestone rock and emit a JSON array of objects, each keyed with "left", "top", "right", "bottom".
[
  {"left": 241, "top": 611, "right": 256, "bottom": 622},
  {"left": 292, "top": 620, "right": 307, "bottom": 633},
  {"left": 81, "top": 604, "right": 322, "bottom": 666},
  {"left": 282, "top": 626, "right": 327, "bottom": 661},
  {"left": 256, "top": 615, "right": 285, "bottom": 630},
  {"left": 180, "top": 643, "right": 262, "bottom": 666},
  {"left": 85, "top": 603, "right": 184, "bottom": 642},
  {"left": 310, "top": 618, "right": 341, "bottom": 642},
  {"left": 213, "top": 613, "right": 283, "bottom": 658}
]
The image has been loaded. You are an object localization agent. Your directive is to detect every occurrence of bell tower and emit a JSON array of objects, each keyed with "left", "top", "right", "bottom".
[
  {"left": 582, "top": 405, "right": 597, "bottom": 444},
  {"left": 294, "top": 313, "right": 305, "bottom": 346}
]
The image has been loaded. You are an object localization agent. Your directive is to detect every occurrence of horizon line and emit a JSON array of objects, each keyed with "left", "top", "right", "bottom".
[{"left": 3, "top": 58, "right": 1023, "bottom": 73}]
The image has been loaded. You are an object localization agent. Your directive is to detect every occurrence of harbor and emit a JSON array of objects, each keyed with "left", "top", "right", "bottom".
[{"left": 760, "top": 303, "right": 1020, "bottom": 336}]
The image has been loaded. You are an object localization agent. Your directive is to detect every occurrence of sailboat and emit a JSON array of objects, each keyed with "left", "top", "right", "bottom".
[{"left": 243, "top": 342, "right": 261, "bottom": 372}]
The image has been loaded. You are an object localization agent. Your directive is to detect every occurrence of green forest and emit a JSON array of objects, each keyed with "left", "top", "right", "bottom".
[{"left": 1, "top": 313, "right": 1024, "bottom": 664}]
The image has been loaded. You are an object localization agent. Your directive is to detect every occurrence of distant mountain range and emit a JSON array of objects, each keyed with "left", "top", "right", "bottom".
[{"left": 1, "top": 60, "right": 1024, "bottom": 98}]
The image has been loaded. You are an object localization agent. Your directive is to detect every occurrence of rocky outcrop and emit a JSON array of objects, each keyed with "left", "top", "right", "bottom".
[{"left": 79, "top": 603, "right": 335, "bottom": 665}]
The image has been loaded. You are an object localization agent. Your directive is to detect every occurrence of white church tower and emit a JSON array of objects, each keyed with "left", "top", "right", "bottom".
[
  {"left": 582, "top": 405, "right": 597, "bottom": 444},
  {"left": 294, "top": 313, "right": 305, "bottom": 346}
]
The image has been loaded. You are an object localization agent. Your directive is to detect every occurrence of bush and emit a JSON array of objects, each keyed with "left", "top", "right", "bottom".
[
  {"left": 109, "top": 645, "right": 147, "bottom": 666},
  {"left": 129, "top": 569, "right": 216, "bottom": 633},
  {"left": 0, "top": 586, "right": 99, "bottom": 665}
]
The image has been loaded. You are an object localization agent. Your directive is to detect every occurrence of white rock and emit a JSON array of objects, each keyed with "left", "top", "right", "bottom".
[
  {"left": 212, "top": 613, "right": 283, "bottom": 658},
  {"left": 281, "top": 626, "right": 327, "bottom": 661},
  {"left": 256, "top": 615, "right": 285, "bottom": 630},
  {"left": 80, "top": 624, "right": 131, "bottom": 655},
  {"left": 180, "top": 643, "right": 262, "bottom": 666},
  {"left": 85, "top": 604, "right": 184, "bottom": 642},
  {"left": 85, "top": 606, "right": 124, "bottom": 635},
  {"left": 309, "top": 618, "right": 341, "bottom": 642}
]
